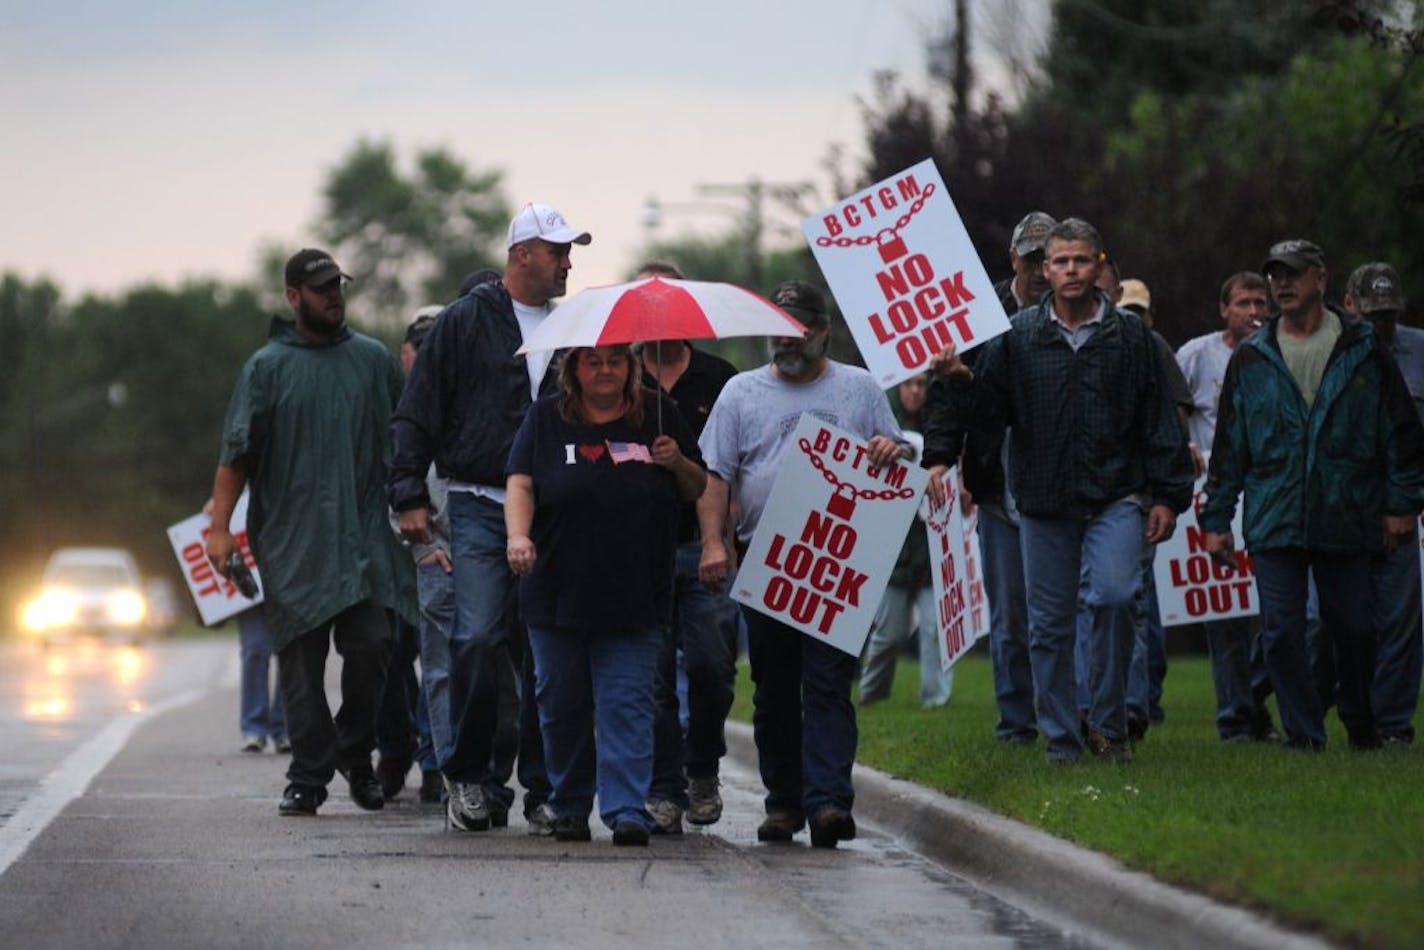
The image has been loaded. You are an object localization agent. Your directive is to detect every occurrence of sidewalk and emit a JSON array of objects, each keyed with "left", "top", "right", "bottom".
[{"left": 725, "top": 723, "right": 1332, "bottom": 950}]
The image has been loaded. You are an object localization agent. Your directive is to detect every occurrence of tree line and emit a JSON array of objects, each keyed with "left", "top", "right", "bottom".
[{"left": 2, "top": 0, "right": 1419, "bottom": 619}]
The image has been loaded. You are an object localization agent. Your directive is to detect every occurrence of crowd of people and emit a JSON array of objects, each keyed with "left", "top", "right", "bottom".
[{"left": 206, "top": 200, "right": 1424, "bottom": 849}]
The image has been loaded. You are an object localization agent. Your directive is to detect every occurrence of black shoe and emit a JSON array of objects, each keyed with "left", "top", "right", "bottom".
[
  {"left": 377, "top": 755, "right": 411, "bottom": 801},
  {"left": 341, "top": 766, "right": 385, "bottom": 811},
  {"left": 489, "top": 806, "right": 509, "bottom": 829},
  {"left": 279, "top": 783, "right": 326, "bottom": 817},
  {"left": 1349, "top": 731, "right": 1383, "bottom": 751},
  {"left": 809, "top": 808, "right": 857, "bottom": 849},
  {"left": 418, "top": 769, "right": 444, "bottom": 803},
  {"left": 552, "top": 815, "right": 592, "bottom": 842},
  {"left": 1126, "top": 712, "right": 1149, "bottom": 744},
  {"left": 756, "top": 811, "right": 804, "bottom": 842},
  {"left": 612, "top": 821, "right": 651, "bottom": 846}
]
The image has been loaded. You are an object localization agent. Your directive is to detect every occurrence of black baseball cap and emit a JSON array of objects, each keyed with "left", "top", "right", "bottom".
[
  {"left": 284, "top": 248, "right": 351, "bottom": 289},
  {"left": 770, "top": 280, "right": 829, "bottom": 325}
]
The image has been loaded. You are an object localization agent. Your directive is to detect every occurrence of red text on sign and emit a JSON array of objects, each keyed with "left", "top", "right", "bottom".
[{"left": 820, "top": 175, "right": 923, "bottom": 237}]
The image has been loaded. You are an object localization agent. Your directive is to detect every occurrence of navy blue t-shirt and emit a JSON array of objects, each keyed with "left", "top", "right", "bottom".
[{"left": 506, "top": 388, "right": 703, "bottom": 634}]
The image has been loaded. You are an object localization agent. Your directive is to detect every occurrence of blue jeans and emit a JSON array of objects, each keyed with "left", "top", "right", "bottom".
[
  {"left": 979, "top": 504, "right": 1035, "bottom": 741},
  {"left": 1021, "top": 499, "right": 1143, "bottom": 761},
  {"left": 1371, "top": 541, "right": 1422, "bottom": 742},
  {"left": 743, "top": 605, "right": 859, "bottom": 818},
  {"left": 528, "top": 623, "right": 661, "bottom": 831},
  {"left": 445, "top": 493, "right": 523, "bottom": 807},
  {"left": 237, "top": 607, "right": 286, "bottom": 740},
  {"left": 1253, "top": 550, "right": 1376, "bottom": 748},
  {"left": 1205, "top": 616, "right": 1272, "bottom": 739},
  {"left": 416, "top": 560, "right": 455, "bottom": 770},
  {"left": 1126, "top": 543, "right": 1167, "bottom": 724},
  {"left": 650, "top": 543, "right": 741, "bottom": 805},
  {"left": 858, "top": 582, "right": 953, "bottom": 707}
]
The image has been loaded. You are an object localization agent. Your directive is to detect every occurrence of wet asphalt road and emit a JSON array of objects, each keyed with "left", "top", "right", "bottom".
[{"left": 0, "top": 635, "right": 1091, "bottom": 948}]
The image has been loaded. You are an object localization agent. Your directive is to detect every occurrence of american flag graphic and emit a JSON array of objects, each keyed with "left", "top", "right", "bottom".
[{"left": 606, "top": 440, "right": 652, "bottom": 464}]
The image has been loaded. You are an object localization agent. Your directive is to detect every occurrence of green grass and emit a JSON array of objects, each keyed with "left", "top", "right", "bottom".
[{"left": 732, "top": 653, "right": 1424, "bottom": 949}]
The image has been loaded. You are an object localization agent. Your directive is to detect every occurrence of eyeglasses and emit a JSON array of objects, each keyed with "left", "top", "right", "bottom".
[{"left": 1265, "top": 268, "right": 1306, "bottom": 284}]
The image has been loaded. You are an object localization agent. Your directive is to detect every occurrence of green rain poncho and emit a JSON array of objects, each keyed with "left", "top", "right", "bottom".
[{"left": 221, "top": 317, "right": 416, "bottom": 650}]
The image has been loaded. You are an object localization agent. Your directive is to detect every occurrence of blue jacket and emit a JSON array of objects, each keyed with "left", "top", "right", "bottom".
[
  {"left": 388, "top": 282, "right": 559, "bottom": 511},
  {"left": 1199, "top": 307, "right": 1424, "bottom": 554}
]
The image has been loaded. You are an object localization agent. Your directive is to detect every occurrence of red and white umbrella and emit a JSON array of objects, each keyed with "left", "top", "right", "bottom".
[{"left": 516, "top": 277, "right": 806, "bottom": 355}]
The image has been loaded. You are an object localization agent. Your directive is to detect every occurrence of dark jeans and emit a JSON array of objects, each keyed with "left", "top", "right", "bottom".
[
  {"left": 1254, "top": 549, "right": 1377, "bottom": 748},
  {"left": 650, "top": 543, "right": 741, "bottom": 805},
  {"left": 376, "top": 614, "right": 421, "bottom": 762},
  {"left": 278, "top": 601, "right": 394, "bottom": 788},
  {"left": 1371, "top": 540, "right": 1422, "bottom": 741},
  {"left": 743, "top": 606, "right": 859, "bottom": 819},
  {"left": 1205, "top": 615, "right": 1273, "bottom": 739}
]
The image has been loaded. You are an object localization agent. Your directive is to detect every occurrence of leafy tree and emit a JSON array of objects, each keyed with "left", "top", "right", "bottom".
[{"left": 317, "top": 139, "right": 512, "bottom": 325}]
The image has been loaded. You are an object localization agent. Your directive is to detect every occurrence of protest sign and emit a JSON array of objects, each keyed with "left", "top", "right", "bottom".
[
  {"left": 923, "top": 468, "right": 979, "bottom": 670},
  {"left": 1154, "top": 469, "right": 1258, "bottom": 626},
  {"left": 733, "top": 415, "right": 928, "bottom": 657},
  {"left": 166, "top": 492, "right": 263, "bottom": 626},
  {"left": 960, "top": 503, "right": 989, "bottom": 643},
  {"left": 802, "top": 157, "right": 1010, "bottom": 388}
]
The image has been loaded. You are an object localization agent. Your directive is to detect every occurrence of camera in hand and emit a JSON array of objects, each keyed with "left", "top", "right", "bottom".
[{"left": 226, "top": 552, "right": 260, "bottom": 599}]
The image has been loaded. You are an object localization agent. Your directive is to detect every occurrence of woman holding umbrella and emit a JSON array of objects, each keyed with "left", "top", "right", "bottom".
[{"left": 505, "top": 343, "right": 705, "bottom": 845}]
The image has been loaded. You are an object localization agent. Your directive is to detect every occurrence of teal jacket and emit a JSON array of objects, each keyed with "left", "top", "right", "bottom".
[{"left": 1199, "top": 307, "right": 1424, "bottom": 555}]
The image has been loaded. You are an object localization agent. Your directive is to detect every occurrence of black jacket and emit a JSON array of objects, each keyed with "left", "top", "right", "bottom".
[{"left": 388, "top": 282, "right": 560, "bottom": 511}]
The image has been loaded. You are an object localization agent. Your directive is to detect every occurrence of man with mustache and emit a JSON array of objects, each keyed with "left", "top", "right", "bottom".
[{"left": 1201, "top": 241, "right": 1424, "bottom": 750}]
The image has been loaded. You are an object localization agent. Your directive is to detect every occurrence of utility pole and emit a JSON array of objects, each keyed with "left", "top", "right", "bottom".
[{"left": 696, "top": 177, "right": 813, "bottom": 292}]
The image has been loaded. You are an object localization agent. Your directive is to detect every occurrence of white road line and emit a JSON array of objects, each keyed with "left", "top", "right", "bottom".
[{"left": 0, "top": 685, "right": 208, "bottom": 877}]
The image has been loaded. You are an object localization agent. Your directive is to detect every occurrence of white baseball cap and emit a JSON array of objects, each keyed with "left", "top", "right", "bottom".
[{"left": 507, "top": 203, "right": 592, "bottom": 249}]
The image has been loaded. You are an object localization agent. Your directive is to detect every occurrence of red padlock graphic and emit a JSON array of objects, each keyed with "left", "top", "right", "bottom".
[
  {"left": 876, "top": 228, "right": 908, "bottom": 263},
  {"left": 827, "top": 483, "right": 858, "bottom": 521}
]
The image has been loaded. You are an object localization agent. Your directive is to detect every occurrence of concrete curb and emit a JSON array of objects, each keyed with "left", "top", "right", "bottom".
[{"left": 725, "top": 722, "right": 1333, "bottom": 950}]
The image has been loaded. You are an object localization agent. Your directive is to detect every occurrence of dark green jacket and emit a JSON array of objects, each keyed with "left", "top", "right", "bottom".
[
  {"left": 1199, "top": 308, "right": 1424, "bottom": 554},
  {"left": 222, "top": 318, "right": 417, "bottom": 649}
]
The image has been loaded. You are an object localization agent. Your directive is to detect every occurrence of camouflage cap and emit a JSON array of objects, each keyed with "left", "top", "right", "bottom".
[
  {"left": 1346, "top": 262, "right": 1406, "bottom": 314},
  {"left": 1011, "top": 211, "right": 1057, "bottom": 256}
]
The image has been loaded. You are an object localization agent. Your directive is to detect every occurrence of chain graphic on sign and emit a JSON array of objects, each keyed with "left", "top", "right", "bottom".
[
  {"left": 798, "top": 437, "right": 917, "bottom": 521},
  {"left": 812, "top": 183, "right": 936, "bottom": 262}
]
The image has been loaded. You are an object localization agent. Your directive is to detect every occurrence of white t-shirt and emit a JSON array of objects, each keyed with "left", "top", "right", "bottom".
[
  {"left": 1176, "top": 330, "right": 1235, "bottom": 454},
  {"left": 698, "top": 361, "right": 904, "bottom": 544}
]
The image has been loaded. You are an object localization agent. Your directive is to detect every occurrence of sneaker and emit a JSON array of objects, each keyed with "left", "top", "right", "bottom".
[
  {"left": 418, "top": 769, "right": 444, "bottom": 803},
  {"left": 525, "top": 802, "right": 558, "bottom": 836},
  {"left": 756, "top": 811, "right": 804, "bottom": 843},
  {"left": 686, "top": 775, "right": 723, "bottom": 826},
  {"left": 240, "top": 734, "right": 266, "bottom": 754},
  {"left": 278, "top": 783, "right": 326, "bottom": 816},
  {"left": 1084, "top": 727, "right": 1133, "bottom": 764},
  {"left": 447, "top": 781, "right": 490, "bottom": 831},
  {"left": 552, "top": 814, "right": 591, "bottom": 842},
  {"left": 612, "top": 821, "right": 651, "bottom": 846},
  {"left": 272, "top": 736, "right": 292, "bottom": 755},
  {"left": 646, "top": 798, "right": 684, "bottom": 835},
  {"left": 341, "top": 765, "right": 385, "bottom": 811},
  {"left": 809, "top": 807, "right": 857, "bottom": 849},
  {"left": 377, "top": 755, "right": 411, "bottom": 801}
]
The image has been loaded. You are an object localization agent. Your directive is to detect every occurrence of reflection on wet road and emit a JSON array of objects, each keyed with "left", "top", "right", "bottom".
[{"left": 0, "top": 635, "right": 230, "bottom": 828}]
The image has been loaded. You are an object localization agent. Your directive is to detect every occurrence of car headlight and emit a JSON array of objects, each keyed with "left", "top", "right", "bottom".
[
  {"left": 107, "top": 589, "right": 147, "bottom": 626},
  {"left": 21, "top": 588, "right": 79, "bottom": 632}
]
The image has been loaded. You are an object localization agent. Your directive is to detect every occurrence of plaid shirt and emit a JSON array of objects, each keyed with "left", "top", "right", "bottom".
[{"left": 928, "top": 292, "right": 1193, "bottom": 518}]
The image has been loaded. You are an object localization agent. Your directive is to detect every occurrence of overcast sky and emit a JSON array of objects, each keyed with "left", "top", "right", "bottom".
[{"left": 0, "top": 1, "right": 1039, "bottom": 301}]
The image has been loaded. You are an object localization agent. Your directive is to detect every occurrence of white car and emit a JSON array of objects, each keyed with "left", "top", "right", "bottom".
[{"left": 21, "top": 547, "right": 149, "bottom": 645}]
